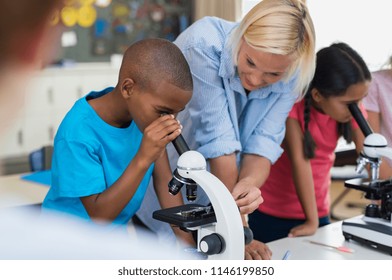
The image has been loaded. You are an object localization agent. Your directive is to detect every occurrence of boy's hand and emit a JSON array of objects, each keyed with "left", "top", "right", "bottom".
[
  {"left": 244, "top": 240, "right": 272, "bottom": 260},
  {"left": 139, "top": 114, "right": 182, "bottom": 164}
]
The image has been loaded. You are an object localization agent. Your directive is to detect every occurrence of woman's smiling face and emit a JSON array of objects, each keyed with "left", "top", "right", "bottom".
[{"left": 237, "top": 40, "right": 295, "bottom": 91}]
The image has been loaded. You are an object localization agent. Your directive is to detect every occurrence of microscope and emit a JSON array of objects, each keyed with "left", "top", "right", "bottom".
[
  {"left": 341, "top": 103, "right": 392, "bottom": 255},
  {"left": 153, "top": 135, "right": 247, "bottom": 260}
]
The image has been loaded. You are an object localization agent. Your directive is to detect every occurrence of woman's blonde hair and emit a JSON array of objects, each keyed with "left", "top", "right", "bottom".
[{"left": 230, "top": 0, "right": 316, "bottom": 98}]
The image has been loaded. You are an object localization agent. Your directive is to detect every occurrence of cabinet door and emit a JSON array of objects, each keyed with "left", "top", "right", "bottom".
[
  {"left": 0, "top": 115, "right": 24, "bottom": 157},
  {"left": 51, "top": 73, "right": 81, "bottom": 131},
  {"left": 0, "top": 82, "right": 27, "bottom": 157},
  {"left": 24, "top": 74, "right": 53, "bottom": 116},
  {"left": 23, "top": 73, "right": 55, "bottom": 153},
  {"left": 23, "top": 115, "right": 54, "bottom": 153},
  {"left": 52, "top": 73, "right": 82, "bottom": 116},
  {"left": 80, "top": 70, "right": 118, "bottom": 95}
]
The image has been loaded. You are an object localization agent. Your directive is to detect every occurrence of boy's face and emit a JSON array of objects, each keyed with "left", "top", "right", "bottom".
[{"left": 130, "top": 80, "right": 192, "bottom": 132}]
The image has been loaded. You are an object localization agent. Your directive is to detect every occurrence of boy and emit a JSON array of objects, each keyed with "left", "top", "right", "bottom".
[{"left": 42, "top": 38, "right": 194, "bottom": 244}]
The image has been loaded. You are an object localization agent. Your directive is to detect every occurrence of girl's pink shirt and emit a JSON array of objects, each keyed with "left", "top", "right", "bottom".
[{"left": 258, "top": 99, "right": 366, "bottom": 219}]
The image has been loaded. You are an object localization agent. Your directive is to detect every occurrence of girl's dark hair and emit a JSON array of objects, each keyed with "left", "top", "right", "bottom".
[{"left": 303, "top": 42, "right": 371, "bottom": 159}]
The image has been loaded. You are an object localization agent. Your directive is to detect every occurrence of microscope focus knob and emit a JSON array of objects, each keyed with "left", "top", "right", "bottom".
[
  {"left": 244, "top": 226, "right": 254, "bottom": 245},
  {"left": 199, "top": 233, "right": 225, "bottom": 255}
]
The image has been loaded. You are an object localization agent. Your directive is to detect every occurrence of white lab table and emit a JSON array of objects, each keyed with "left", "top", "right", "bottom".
[
  {"left": 0, "top": 173, "right": 49, "bottom": 208},
  {"left": 267, "top": 219, "right": 391, "bottom": 259},
  {"left": 1, "top": 172, "right": 391, "bottom": 260}
]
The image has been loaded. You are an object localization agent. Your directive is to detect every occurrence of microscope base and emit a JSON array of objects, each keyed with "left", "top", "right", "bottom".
[{"left": 342, "top": 215, "right": 392, "bottom": 255}]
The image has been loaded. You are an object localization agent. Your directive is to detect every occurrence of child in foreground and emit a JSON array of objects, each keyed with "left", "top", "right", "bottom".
[{"left": 43, "top": 38, "right": 195, "bottom": 245}]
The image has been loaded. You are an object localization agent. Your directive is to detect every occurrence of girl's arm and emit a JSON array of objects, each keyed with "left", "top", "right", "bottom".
[{"left": 285, "top": 118, "right": 319, "bottom": 236}]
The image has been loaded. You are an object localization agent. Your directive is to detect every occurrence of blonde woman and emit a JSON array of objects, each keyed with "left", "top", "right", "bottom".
[{"left": 137, "top": 0, "right": 316, "bottom": 260}]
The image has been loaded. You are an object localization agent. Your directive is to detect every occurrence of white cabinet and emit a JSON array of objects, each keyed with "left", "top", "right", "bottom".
[
  {"left": 0, "top": 115, "right": 24, "bottom": 158},
  {"left": 80, "top": 71, "right": 117, "bottom": 94},
  {"left": 23, "top": 74, "right": 55, "bottom": 153},
  {"left": 0, "top": 64, "right": 119, "bottom": 159}
]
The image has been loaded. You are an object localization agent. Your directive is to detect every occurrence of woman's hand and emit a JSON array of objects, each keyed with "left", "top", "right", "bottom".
[{"left": 232, "top": 179, "right": 263, "bottom": 214}]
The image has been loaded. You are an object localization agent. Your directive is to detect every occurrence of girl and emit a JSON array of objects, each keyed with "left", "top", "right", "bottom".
[{"left": 248, "top": 42, "right": 371, "bottom": 242}]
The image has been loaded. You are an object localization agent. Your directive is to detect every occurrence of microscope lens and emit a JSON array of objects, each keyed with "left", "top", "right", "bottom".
[
  {"left": 186, "top": 185, "right": 197, "bottom": 201},
  {"left": 168, "top": 177, "right": 183, "bottom": 195}
]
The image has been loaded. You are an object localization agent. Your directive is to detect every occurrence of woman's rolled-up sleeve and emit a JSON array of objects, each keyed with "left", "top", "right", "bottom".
[{"left": 243, "top": 92, "right": 297, "bottom": 164}]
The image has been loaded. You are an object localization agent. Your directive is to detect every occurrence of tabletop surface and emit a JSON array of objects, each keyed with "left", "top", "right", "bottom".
[
  {"left": 267, "top": 219, "right": 392, "bottom": 260},
  {"left": 1, "top": 173, "right": 391, "bottom": 260},
  {"left": 0, "top": 173, "right": 49, "bottom": 208}
]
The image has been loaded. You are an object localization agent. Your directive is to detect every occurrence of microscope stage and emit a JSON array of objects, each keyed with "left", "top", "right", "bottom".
[
  {"left": 342, "top": 215, "right": 392, "bottom": 255},
  {"left": 153, "top": 204, "right": 216, "bottom": 229}
]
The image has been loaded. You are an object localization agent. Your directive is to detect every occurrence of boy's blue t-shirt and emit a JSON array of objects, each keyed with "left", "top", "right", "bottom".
[{"left": 42, "top": 88, "right": 154, "bottom": 224}]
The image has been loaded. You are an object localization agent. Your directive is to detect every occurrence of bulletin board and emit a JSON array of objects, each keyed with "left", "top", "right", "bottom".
[{"left": 58, "top": 0, "right": 194, "bottom": 63}]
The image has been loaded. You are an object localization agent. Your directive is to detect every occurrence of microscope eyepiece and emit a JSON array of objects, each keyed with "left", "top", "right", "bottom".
[
  {"left": 348, "top": 103, "right": 373, "bottom": 137},
  {"left": 172, "top": 134, "right": 190, "bottom": 155}
]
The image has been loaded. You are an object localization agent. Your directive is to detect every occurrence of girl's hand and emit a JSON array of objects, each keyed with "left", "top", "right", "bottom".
[
  {"left": 138, "top": 114, "right": 182, "bottom": 164},
  {"left": 288, "top": 219, "right": 319, "bottom": 238}
]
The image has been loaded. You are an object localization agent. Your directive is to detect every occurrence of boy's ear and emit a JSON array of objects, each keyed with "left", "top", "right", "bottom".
[
  {"left": 311, "top": 88, "right": 322, "bottom": 103},
  {"left": 121, "top": 78, "right": 135, "bottom": 98}
]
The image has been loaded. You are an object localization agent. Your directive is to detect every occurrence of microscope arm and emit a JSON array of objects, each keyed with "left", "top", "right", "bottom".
[
  {"left": 177, "top": 151, "right": 244, "bottom": 260},
  {"left": 362, "top": 133, "right": 392, "bottom": 160},
  {"left": 166, "top": 134, "right": 244, "bottom": 259},
  {"left": 348, "top": 103, "right": 392, "bottom": 178},
  {"left": 367, "top": 146, "right": 392, "bottom": 161}
]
